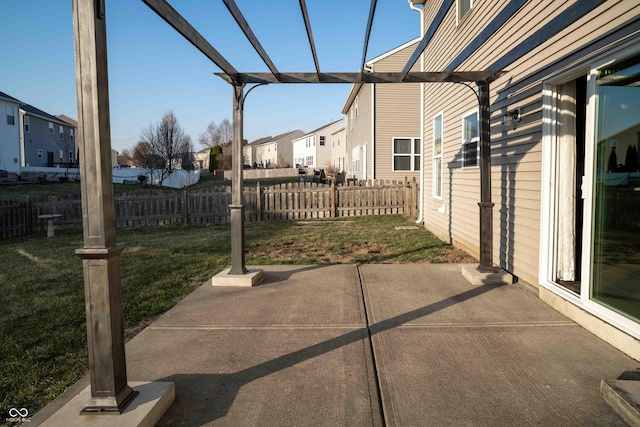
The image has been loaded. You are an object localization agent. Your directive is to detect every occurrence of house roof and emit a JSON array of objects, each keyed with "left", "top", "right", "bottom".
[
  {"left": 56, "top": 114, "right": 79, "bottom": 127},
  {"left": 246, "top": 136, "right": 272, "bottom": 146},
  {"left": 341, "top": 38, "right": 421, "bottom": 114},
  {"left": 21, "top": 104, "right": 75, "bottom": 127},
  {"left": 0, "top": 90, "right": 21, "bottom": 104},
  {"left": 292, "top": 119, "right": 345, "bottom": 142}
]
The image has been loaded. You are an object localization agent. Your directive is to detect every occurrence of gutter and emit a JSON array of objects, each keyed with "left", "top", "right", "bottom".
[{"left": 409, "top": 0, "right": 425, "bottom": 224}]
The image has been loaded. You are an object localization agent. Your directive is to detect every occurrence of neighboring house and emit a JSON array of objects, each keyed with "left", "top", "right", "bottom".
[
  {"left": 255, "top": 130, "right": 305, "bottom": 168},
  {"left": 292, "top": 120, "right": 344, "bottom": 170},
  {"left": 411, "top": 0, "right": 640, "bottom": 358},
  {"left": 20, "top": 104, "right": 76, "bottom": 169},
  {"left": 330, "top": 125, "right": 346, "bottom": 172},
  {"left": 193, "top": 147, "right": 211, "bottom": 170},
  {"left": 0, "top": 91, "right": 21, "bottom": 173},
  {"left": 243, "top": 136, "right": 271, "bottom": 167},
  {"left": 342, "top": 39, "right": 421, "bottom": 181}
]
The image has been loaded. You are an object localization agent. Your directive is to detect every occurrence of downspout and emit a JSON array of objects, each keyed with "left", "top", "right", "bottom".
[{"left": 409, "top": 0, "right": 425, "bottom": 224}]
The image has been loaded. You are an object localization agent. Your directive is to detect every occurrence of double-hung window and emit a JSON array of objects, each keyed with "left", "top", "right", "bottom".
[
  {"left": 462, "top": 110, "right": 479, "bottom": 168},
  {"left": 392, "top": 138, "right": 421, "bottom": 171},
  {"left": 6, "top": 105, "right": 15, "bottom": 125},
  {"left": 59, "top": 125, "right": 64, "bottom": 139},
  {"left": 69, "top": 128, "right": 74, "bottom": 141},
  {"left": 457, "top": 0, "right": 473, "bottom": 24},
  {"left": 433, "top": 113, "right": 443, "bottom": 198},
  {"left": 48, "top": 122, "right": 54, "bottom": 134},
  {"left": 352, "top": 146, "right": 360, "bottom": 173},
  {"left": 24, "top": 116, "right": 30, "bottom": 132}
]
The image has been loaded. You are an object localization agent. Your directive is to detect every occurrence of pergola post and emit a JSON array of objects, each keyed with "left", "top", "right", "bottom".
[
  {"left": 72, "top": 0, "right": 137, "bottom": 413},
  {"left": 229, "top": 82, "right": 248, "bottom": 275},
  {"left": 477, "top": 81, "right": 495, "bottom": 273}
]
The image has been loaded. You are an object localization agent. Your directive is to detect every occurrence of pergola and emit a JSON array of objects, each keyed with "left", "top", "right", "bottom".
[{"left": 72, "top": 0, "right": 502, "bottom": 415}]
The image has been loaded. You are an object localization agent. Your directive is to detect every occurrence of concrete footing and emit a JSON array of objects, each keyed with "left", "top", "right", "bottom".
[
  {"left": 460, "top": 264, "right": 513, "bottom": 286},
  {"left": 41, "top": 382, "right": 174, "bottom": 427},
  {"left": 211, "top": 268, "right": 264, "bottom": 287},
  {"left": 601, "top": 379, "right": 640, "bottom": 427}
]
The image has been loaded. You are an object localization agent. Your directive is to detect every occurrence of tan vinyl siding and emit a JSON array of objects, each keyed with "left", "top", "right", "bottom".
[
  {"left": 345, "top": 84, "right": 372, "bottom": 179},
  {"left": 375, "top": 84, "right": 421, "bottom": 181},
  {"left": 420, "top": 0, "right": 640, "bottom": 286},
  {"left": 371, "top": 41, "right": 421, "bottom": 181}
]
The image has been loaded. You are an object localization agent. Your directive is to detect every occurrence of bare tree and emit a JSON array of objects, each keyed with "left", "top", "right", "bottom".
[
  {"left": 217, "top": 119, "right": 232, "bottom": 146},
  {"left": 139, "top": 111, "right": 192, "bottom": 183},
  {"left": 198, "top": 118, "right": 232, "bottom": 148}
]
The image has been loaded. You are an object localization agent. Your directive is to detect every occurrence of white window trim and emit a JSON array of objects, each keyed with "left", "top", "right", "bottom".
[
  {"left": 461, "top": 109, "right": 479, "bottom": 169},
  {"left": 539, "top": 39, "right": 640, "bottom": 341},
  {"left": 392, "top": 137, "right": 421, "bottom": 172},
  {"left": 456, "top": 0, "right": 473, "bottom": 26},
  {"left": 433, "top": 112, "right": 444, "bottom": 199},
  {"left": 24, "top": 116, "right": 30, "bottom": 133},
  {"left": 48, "top": 122, "right": 54, "bottom": 134},
  {"left": 6, "top": 105, "right": 15, "bottom": 125}
]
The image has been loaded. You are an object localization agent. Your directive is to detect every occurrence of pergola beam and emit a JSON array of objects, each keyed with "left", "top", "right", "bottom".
[
  {"left": 360, "top": 0, "right": 378, "bottom": 80},
  {"left": 141, "top": 0, "right": 238, "bottom": 76},
  {"left": 216, "top": 71, "right": 497, "bottom": 85},
  {"left": 222, "top": 0, "right": 279, "bottom": 78},
  {"left": 401, "top": 0, "right": 455, "bottom": 79},
  {"left": 298, "top": 0, "right": 321, "bottom": 79}
]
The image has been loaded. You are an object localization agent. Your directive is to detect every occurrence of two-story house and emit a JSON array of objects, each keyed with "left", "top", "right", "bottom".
[
  {"left": 330, "top": 125, "right": 346, "bottom": 172},
  {"left": 292, "top": 120, "right": 344, "bottom": 170},
  {"left": 255, "top": 130, "right": 305, "bottom": 168},
  {"left": 410, "top": 0, "right": 640, "bottom": 359},
  {"left": 20, "top": 104, "right": 76, "bottom": 169},
  {"left": 0, "top": 91, "right": 22, "bottom": 174},
  {"left": 243, "top": 136, "right": 272, "bottom": 167},
  {"left": 342, "top": 39, "right": 422, "bottom": 182}
]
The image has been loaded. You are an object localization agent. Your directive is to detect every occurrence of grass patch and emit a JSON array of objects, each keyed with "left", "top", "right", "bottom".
[{"left": 0, "top": 215, "right": 473, "bottom": 418}]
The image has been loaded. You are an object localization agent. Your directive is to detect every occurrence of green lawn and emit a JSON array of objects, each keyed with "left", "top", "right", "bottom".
[{"left": 0, "top": 215, "right": 475, "bottom": 418}]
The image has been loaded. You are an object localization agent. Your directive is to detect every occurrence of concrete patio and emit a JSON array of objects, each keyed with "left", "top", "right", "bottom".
[{"left": 35, "top": 264, "right": 638, "bottom": 426}]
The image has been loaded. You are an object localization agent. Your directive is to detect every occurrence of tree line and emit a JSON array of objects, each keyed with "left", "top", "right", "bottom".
[{"left": 119, "top": 112, "right": 234, "bottom": 180}]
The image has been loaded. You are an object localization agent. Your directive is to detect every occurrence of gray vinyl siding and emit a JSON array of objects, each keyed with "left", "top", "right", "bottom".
[
  {"left": 373, "top": 41, "right": 421, "bottom": 182},
  {"left": 22, "top": 114, "right": 76, "bottom": 168},
  {"left": 421, "top": 0, "right": 640, "bottom": 286}
]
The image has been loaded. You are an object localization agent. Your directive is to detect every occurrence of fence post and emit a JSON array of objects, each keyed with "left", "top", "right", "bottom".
[
  {"left": 330, "top": 182, "right": 336, "bottom": 218},
  {"left": 411, "top": 177, "right": 418, "bottom": 220},
  {"left": 256, "top": 181, "right": 262, "bottom": 221},
  {"left": 404, "top": 176, "right": 409, "bottom": 216},
  {"left": 26, "top": 196, "right": 33, "bottom": 233},
  {"left": 183, "top": 189, "right": 189, "bottom": 225}
]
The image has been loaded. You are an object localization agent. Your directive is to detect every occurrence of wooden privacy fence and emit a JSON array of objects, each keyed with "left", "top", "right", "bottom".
[{"left": 0, "top": 179, "right": 418, "bottom": 238}]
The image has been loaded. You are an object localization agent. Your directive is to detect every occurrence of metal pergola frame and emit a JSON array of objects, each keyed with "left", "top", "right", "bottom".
[{"left": 72, "top": 0, "right": 603, "bottom": 415}]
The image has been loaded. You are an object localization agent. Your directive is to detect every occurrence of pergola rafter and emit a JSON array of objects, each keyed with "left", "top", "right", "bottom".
[
  {"left": 221, "top": 0, "right": 279, "bottom": 78},
  {"left": 360, "top": 0, "right": 378, "bottom": 80},
  {"left": 298, "top": 0, "right": 321, "bottom": 80}
]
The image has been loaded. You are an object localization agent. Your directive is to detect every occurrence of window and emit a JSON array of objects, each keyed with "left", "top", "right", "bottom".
[
  {"left": 433, "top": 113, "right": 443, "bottom": 199},
  {"left": 352, "top": 146, "right": 360, "bottom": 173},
  {"left": 306, "top": 155, "right": 313, "bottom": 166},
  {"left": 24, "top": 116, "right": 30, "bottom": 132},
  {"left": 6, "top": 105, "right": 15, "bottom": 125},
  {"left": 392, "top": 137, "right": 421, "bottom": 171},
  {"left": 355, "top": 96, "right": 358, "bottom": 118},
  {"left": 462, "top": 110, "right": 479, "bottom": 168},
  {"left": 37, "top": 149, "right": 43, "bottom": 159},
  {"left": 59, "top": 125, "right": 64, "bottom": 139},
  {"left": 69, "top": 151, "right": 74, "bottom": 162},
  {"left": 59, "top": 149, "right": 63, "bottom": 160},
  {"left": 320, "top": 136, "right": 325, "bottom": 146},
  {"left": 49, "top": 122, "right": 54, "bottom": 134},
  {"left": 69, "top": 128, "right": 74, "bottom": 141},
  {"left": 457, "top": 0, "right": 473, "bottom": 24}
]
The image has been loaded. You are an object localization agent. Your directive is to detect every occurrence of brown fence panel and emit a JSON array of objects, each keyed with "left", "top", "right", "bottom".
[{"left": 0, "top": 200, "right": 28, "bottom": 238}]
